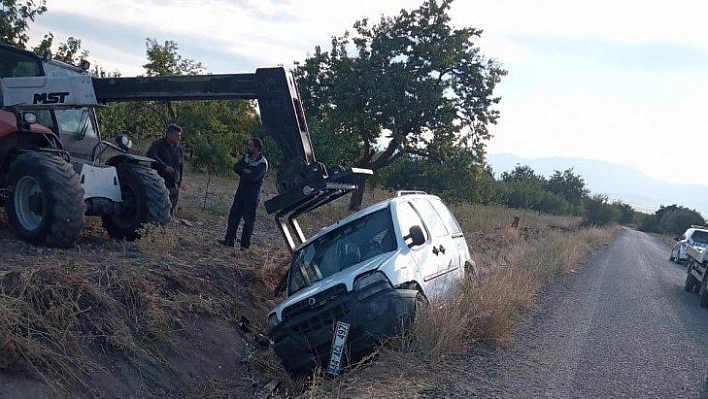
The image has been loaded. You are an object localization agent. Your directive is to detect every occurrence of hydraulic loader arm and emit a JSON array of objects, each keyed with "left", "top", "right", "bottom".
[{"left": 92, "top": 67, "right": 372, "bottom": 252}]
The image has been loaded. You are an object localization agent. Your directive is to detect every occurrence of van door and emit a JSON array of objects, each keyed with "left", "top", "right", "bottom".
[
  {"left": 395, "top": 201, "right": 442, "bottom": 299},
  {"left": 410, "top": 198, "right": 457, "bottom": 298},
  {"left": 429, "top": 198, "right": 468, "bottom": 281}
]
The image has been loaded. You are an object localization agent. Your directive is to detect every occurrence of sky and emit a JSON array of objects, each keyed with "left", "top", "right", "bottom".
[{"left": 27, "top": 0, "right": 708, "bottom": 187}]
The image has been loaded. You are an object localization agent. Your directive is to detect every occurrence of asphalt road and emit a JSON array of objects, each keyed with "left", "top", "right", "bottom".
[{"left": 427, "top": 226, "right": 708, "bottom": 398}]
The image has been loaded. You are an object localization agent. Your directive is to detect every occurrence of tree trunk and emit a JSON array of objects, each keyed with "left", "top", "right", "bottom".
[{"left": 348, "top": 183, "right": 366, "bottom": 211}]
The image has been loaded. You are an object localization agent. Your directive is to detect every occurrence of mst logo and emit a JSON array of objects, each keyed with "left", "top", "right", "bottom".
[{"left": 33, "top": 92, "right": 70, "bottom": 105}]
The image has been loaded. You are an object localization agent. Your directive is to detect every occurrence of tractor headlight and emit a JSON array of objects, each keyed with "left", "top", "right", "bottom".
[
  {"left": 354, "top": 271, "right": 392, "bottom": 301},
  {"left": 23, "top": 112, "right": 37, "bottom": 125}
]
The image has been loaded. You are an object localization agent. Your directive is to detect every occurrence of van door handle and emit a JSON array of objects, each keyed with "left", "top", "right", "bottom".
[
  {"left": 432, "top": 246, "right": 439, "bottom": 256},
  {"left": 439, "top": 245, "right": 446, "bottom": 254}
]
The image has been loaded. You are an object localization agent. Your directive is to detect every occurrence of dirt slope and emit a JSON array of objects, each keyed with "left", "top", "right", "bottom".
[{"left": 0, "top": 174, "right": 301, "bottom": 398}]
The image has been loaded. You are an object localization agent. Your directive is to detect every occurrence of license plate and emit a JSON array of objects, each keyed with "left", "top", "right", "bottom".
[{"left": 327, "top": 321, "right": 350, "bottom": 376}]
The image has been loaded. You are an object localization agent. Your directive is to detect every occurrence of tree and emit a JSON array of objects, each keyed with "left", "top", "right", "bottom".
[
  {"left": 97, "top": 39, "right": 260, "bottom": 181},
  {"left": 612, "top": 201, "right": 636, "bottom": 225},
  {"left": 295, "top": 0, "right": 506, "bottom": 209},
  {"left": 546, "top": 168, "right": 588, "bottom": 213},
  {"left": 583, "top": 194, "right": 619, "bottom": 226},
  {"left": 32, "top": 33, "right": 89, "bottom": 64},
  {"left": 143, "top": 38, "right": 204, "bottom": 77},
  {"left": 0, "top": 0, "right": 47, "bottom": 48},
  {"left": 500, "top": 164, "right": 546, "bottom": 184},
  {"left": 656, "top": 206, "right": 704, "bottom": 236}
]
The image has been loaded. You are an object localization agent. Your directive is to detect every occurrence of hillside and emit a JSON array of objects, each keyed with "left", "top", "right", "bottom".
[
  {"left": 487, "top": 153, "right": 708, "bottom": 216},
  {"left": 0, "top": 170, "right": 614, "bottom": 398}
]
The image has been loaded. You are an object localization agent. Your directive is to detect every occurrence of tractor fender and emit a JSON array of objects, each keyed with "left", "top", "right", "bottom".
[{"left": 106, "top": 153, "right": 155, "bottom": 167}]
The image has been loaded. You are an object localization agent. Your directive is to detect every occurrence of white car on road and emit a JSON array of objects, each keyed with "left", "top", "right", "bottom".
[{"left": 670, "top": 226, "right": 708, "bottom": 264}]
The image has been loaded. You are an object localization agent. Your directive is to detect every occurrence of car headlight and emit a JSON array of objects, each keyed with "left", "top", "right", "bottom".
[
  {"left": 267, "top": 312, "right": 281, "bottom": 331},
  {"left": 354, "top": 271, "right": 392, "bottom": 301}
]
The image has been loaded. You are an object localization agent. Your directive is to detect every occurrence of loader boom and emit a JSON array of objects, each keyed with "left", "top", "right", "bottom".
[{"left": 92, "top": 68, "right": 371, "bottom": 252}]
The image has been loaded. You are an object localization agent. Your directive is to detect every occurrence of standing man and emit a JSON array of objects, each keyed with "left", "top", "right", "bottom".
[
  {"left": 219, "top": 137, "right": 268, "bottom": 251},
  {"left": 146, "top": 123, "right": 184, "bottom": 215}
]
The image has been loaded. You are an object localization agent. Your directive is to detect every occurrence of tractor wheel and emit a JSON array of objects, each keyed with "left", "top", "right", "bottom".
[
  {"left": 685, "top": 270, "right": 699, "bottom": 292},
  {"left": 102, "top": 163, "right": 170, "bottom": 240},
  {"left": 6, "top": 152, "right": 85, "bottom": 248},
  {"left": 700, "top": 278, "right": 708, "bottom": 308}
]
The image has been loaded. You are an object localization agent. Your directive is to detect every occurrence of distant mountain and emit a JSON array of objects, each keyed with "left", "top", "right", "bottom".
[{"left": 486, "top": 153, "right": 708, "bottom": 216}]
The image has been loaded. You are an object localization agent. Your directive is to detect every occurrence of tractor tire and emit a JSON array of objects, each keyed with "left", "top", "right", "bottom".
[
  {"left": 700, "top": 279, "right": 708, "bottom": 308},
  {"left": 685, "top": 270, "right": 699, "bottom": 292},
  {"left": 5, "top": 152, "right": 85, "bottom": 248},
  {"left": 102, "top": 163, "right": 170, "bottom": 240}
]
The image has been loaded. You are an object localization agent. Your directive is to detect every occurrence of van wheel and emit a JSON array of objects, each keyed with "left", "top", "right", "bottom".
[
  {"left": 685, "top": 271, "right": 699, "bottom": 292},
  {"left": 414, "top": 292, "right": 428, "bottom": 318}
]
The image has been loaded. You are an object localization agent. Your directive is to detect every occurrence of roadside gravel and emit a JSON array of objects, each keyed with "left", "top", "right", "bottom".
[{"left": 427, "top": 227, "right": 708, "bottom": 398}]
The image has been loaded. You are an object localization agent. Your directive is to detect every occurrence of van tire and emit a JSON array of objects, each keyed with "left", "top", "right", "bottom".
[{"left": 414, "top": 292, "right": 428, "bottom": 317}]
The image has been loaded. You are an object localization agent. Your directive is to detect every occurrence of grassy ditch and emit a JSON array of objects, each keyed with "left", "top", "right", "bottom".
[{"left": 0, "top": 172, "right": 620, "bottom": 397}]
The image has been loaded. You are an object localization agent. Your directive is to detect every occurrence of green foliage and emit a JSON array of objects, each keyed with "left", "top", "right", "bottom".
[
  {"left": 637, "top": 213, "right": 658, "bottom": 232},
  {"left": 307, "top": 117, "right": 360, "bottom": 169},
  {"left": 33, "top": 33, "right": 88, "bottom": 64},
  {"left": 500, "top": 164, "right": 546, "bottom": 184},
  {"left": 95, "top": 39, "right": 261, "bottom": 176},
  {"left": 497, "top": 181, "right": 570, "bottom": 215},
  {"left": 143, "top": 38, "right": 204, "bottom": 77},
  {"left": 656, "top": 205, "right": 705, "bottom": 236},
  {"left": 54, "top": 36, "right": 88, "bottom": 64},
  {"left": 0, "top": 0, "right": 46, "bottom": 48},
  {"left": 377, "top": 151, "right": 496, "bottom": 204},
  {"left": 189, "top": 134, "right": 234, "bottom": 175},
  {"left": 546, "top": 168, "right": 588, "bottom": 213},
  {"left": 612, "top": 201, "right": 636, "bottom": 225},
  {"left": 176, "top": 100, "right": 259, "bottom": 175},
  {"left": 582, "top": 195, "right": 619, "bottom": 226},
  {"left": 295, "top": 0, "right": 505, "bottom": 209},
  {"left": 636, "top": 204, "right": 704, "bottom": 235}
]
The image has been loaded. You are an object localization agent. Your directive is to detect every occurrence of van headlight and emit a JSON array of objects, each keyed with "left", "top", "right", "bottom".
[
  {"left": 354, "top": 272, "right": 392, "bottom": 301},
  {"left": 267, "top": 312, "right": 281, "bottom": 331}
]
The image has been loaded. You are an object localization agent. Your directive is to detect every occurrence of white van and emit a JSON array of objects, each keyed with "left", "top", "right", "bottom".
[{"left": 266, "top": 192, "right": 472, "bottom": 372}]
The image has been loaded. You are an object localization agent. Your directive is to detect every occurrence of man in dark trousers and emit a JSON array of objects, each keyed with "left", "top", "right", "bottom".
[
  {"left": 219, "top": 137, "right": 268, "bottom": 250},
  {"left": 146, "top": 123, "right": 184, "bottom": 215}
]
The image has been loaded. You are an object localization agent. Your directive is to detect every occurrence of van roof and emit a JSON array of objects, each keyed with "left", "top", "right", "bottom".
[{"left": 298, "top": 192, "right": 440, "bottom": 249}]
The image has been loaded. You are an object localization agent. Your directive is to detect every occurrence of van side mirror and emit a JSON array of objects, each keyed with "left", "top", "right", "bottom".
[{"left": 405, "top": 225, "right": 426, "bottom": 248}]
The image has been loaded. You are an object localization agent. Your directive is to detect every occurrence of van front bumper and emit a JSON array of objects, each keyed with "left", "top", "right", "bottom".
[{"left": 269, "top": 288, "right": 418, "bottom": 373}]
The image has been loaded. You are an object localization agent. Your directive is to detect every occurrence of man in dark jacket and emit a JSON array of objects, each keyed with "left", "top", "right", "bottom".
[
  {"left": 219, "top": 137, "right": 268, "bottom": 250},
  {"left": 146, "top": 123, "right": 184, "bottom": 215}
]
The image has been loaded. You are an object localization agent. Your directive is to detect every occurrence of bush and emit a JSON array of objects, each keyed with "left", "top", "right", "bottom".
[
  {"left": 582, "top": 195, "right": 619, "bottom": 226},
  {"left": 658, "top": 207, "right": 705, "bottom": 236},
  {"left": 497, "top": 181, "right": 570, "bottom": 215}
]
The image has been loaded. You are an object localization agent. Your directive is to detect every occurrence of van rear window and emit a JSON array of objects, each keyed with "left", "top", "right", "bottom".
[{"left": 692, "top": 230, "right": 708, "bottom": 244}]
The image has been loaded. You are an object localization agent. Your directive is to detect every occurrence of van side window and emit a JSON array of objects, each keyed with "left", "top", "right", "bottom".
[
  {"left": 412, "top": 198, "right": 448, "bottom": 238},
  {"left": 397, "top": 202, "right": 428, "bottom": 244},
  {"left": 429, "top": 198, "right": 462, "bottom": 235}
]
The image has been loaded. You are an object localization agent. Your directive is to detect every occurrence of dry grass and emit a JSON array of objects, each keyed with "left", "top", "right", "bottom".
[
  {"left": 0, "top": 169, "right": 621, "bottom": 397},
  {"left": 310, "top": 213, "right": 619, "bottom": 398}
]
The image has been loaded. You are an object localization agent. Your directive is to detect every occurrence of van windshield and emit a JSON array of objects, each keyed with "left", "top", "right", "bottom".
[{"left": 288, "top": 208, "right": 397, "bottom": 295}]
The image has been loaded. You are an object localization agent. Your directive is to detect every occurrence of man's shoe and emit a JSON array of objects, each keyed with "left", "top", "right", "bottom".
[{"left": 218, "top": 239, "right": 234, "bottom": 247}]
